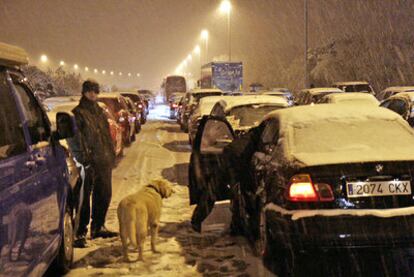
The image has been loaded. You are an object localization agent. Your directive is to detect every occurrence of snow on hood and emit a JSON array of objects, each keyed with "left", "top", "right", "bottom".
[{"left": 266, "top": 105, "right": 414, "bottom": 167}]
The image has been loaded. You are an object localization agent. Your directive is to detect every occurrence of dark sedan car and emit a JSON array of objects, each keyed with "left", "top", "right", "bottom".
[{"left": 190, "top": 104, "right": 414, "bottom": 275}]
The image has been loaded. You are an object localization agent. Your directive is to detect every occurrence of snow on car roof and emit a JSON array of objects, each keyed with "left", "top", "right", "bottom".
[
  {"left": 265, "top": 105, "right": 414, "bottom": 167},
  {"left": 322, "top": 92, "right": 379, "bottom": 105},
  {"left": 0, "top": 42, "right": 29, "bottom": 66},
  {"left": 383, "top": 86, "right": 414, "bottom": 93},
  {"left": 220, "top": 95, "right": 288, "bottom": 111},
  {"left": 389, "top": 91, "right": 414, "bottom": 102},
  {"left": 302, "top": 87, "right": 343, "bottom": 95},
  {"left": 198, "top": 95, "right": 233, "bottom": 115},
  {"left": 190, "top": 88, "right": 223, "bottom": 94},
  {"left": 333, "top": 81, "right": 369, "bottom": 86}
]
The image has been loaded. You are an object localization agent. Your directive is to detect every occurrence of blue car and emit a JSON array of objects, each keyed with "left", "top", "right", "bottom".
[{"left": 0, "top": 43, "right": 77, "bottom": 276}]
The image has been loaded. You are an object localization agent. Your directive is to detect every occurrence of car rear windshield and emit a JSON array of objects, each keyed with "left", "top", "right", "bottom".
[
  {"left": 99, "top": 98, "right": 121, "bottom": 113},
  {"left": 227, "top": 104, "right": 284, "bottom": 127},
  {"left": 344, "top": 84, "right": 372, "bottom": 93},
  {"left": 293, "top": 119, "right": 414, "bottom": 157}
]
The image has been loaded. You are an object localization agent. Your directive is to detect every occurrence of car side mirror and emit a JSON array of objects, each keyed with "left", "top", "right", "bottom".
[{"left": 54, "top": 112, "right": 76, "bottom": 140}]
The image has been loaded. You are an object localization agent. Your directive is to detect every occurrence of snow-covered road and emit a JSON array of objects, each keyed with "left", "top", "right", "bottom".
[{"left": 66, "top": 105, "right": 274, "bottom": 277}]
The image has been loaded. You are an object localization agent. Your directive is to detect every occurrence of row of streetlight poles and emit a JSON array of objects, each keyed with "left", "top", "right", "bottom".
[
  {"left": 174, "top": 0, "right": 232, "bottom": 78},
  {"left": 38, "top": 54, "right": 141, "bottom": 79}
]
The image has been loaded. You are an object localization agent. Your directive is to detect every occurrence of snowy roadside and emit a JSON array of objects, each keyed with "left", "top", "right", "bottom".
[{"left": 66, "top": 105, "right": 274, "bottom": 277}]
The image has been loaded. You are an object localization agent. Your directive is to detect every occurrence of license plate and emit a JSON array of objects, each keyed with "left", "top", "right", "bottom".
[{"left": 346, "top": 180, "right": 411, "bottom": 198}]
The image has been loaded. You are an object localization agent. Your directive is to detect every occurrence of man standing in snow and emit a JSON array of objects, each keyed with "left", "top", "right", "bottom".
[{"left": 71, "top": 79, "right": 117, "bottom": 248}]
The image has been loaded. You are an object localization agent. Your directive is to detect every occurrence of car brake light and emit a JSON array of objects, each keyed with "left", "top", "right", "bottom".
[{"left": 287, "top": 174, "right": 333, "bottom": 202}]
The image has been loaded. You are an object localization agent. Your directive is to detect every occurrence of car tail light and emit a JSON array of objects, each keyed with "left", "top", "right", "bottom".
[{"left": 287, "top": 174, "right": 334, "bottom": 202}]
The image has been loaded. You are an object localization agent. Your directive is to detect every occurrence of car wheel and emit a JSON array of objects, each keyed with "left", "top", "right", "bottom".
[
  {"left": 124, "top": 131, "right": 131, "bottom": 146},
  {"left": 50, "top": 206, "right": 73, "bottom": 274}
]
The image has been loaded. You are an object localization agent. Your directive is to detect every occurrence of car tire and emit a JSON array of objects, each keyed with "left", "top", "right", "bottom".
[{"left": 50, "top": 206, "right": 74, "bottom": 274}]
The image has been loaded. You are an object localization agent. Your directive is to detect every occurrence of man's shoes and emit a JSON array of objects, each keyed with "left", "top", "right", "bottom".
[
  {"left": 191, "top": 221, "right": 201, "bottom": 233},
  {"left": 91, "top": 226, "right": 118, "bottom": 239},
  {"left": 73, "top": 235, "right": 88, "bottom": 248}
]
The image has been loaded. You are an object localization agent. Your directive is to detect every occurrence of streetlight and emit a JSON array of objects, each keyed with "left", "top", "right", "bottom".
[
  {"left": 102, "top": 70, "right": 106, "bottom": 75},
  {"left": 119, "top": 72, "right": 123, "bottom": 76},
  {"left": 94, "top": 68, "right": 98, "bottom": 74},
  {"left": 128, "top": 73, "right": 131, "bottom": 77},
  {"left": 110, "top": 71, "right": 114, "bottom": 75},
  {"left": 59, "top": 60, "right": 65, "bottom": 66},
  {"left": 73, "top": 64, "right": 79, "bottom": 70},
  {"left": 219, "top": 0, "right": 232, "bottom": 61},
  {"left": 40, "top": 54, "right": 48, "bottom": 63},
  {"left": 137, "top": 73, "right": 140, "bottom": 77},
  {"left": 85, "top": 67, "right": 89, "bottom": 71},
  {"left": 193, "top": 45, "right": 201, "bottom": 79},
  {"left": 200, "top": 29, "right": 209, "bottom": 63}
]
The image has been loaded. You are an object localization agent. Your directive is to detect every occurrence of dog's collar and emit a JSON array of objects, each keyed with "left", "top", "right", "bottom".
[{"left": 147, "top": 184, "right": 160, "bottom": 194}]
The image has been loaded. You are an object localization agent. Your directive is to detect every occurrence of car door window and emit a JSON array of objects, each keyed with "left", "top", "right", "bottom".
[
  {"left": 387, "top": 99, "right": 408, "bottom": 116},
  {"left": 259, "top": 119, "right": 279, "bottom": 154},
  {"left": 13, "top": 82, "right": 50, "bottom": 144},
  {"left": 0, "top": 74, "right": 26, "bottom": 159},
  {"left": 200, "top": 119, "right": 233, "bottom": 154}
]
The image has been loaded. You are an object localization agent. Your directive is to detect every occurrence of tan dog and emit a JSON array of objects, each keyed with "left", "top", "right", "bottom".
[{"left": 117, "top": 179, "right": 174, "bottom": 261}]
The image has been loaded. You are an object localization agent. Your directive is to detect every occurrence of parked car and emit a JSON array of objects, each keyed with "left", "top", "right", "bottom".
[
  {"left": 377, "top": 86, "right": 414, "bottom": 101},
  {"left": 138, "top": 89, "right": 155, "bottom": 110},
  {"left": 332, "top": 81, "right": 375, "bottom": 95},
  {"left": 295, "top": 87, "right": 343, "bottom": 105},
  {"left": 318, "top": 92, "right": 379, "bottom": 106},
  {"left": 98, "top": 93, "right": 136, "bottom": 146},
  {"left": 191, "top": 104, "right": 414, "bottom": 275},
  {"left": 176, "top": 96, "right": 185, "bottom": 124},
  {"left": 168, "top": 92, "right": 186, "bottom": 119},
  {"left": 124, "top": 96, "right": 142, "bottom": 134},
  {"left": 48, "top": 102, "right": 124, "bottom": 157},
  {"left": 179, "top": 88, "right": 224, "bottom": 132},
  {"left": 120, "top": 92, "right": 147, "bottom": 124},
  {"left": 380, "top": 92, "right": 414, "bottom": 126},
  {"left": 0, "top": 42, "right": 77, "bottom": 276},
  {"left": 189, "top": 95, "right": 288, "bottom": 145},
  {"left": 261, "top": 89, "right": 294, "bottom": 106}
]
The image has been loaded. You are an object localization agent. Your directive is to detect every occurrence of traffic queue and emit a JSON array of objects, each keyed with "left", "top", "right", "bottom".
[{"left": 172, "top": 83, "right": 414, "bottom": 275}]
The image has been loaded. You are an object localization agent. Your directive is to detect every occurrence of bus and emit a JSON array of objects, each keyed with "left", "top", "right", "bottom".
[{"left": 162, "top": 75, "right": 187, "bottom": 102}]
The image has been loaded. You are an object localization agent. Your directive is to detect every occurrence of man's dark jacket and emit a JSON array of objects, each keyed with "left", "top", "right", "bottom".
[{"left": 69, "top": 97, "right": 115, "bottom": 168}]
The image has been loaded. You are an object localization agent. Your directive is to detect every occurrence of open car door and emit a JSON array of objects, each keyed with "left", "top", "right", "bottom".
[{"left": 189, "top": 115, "right": 234, "bottom": 205}]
